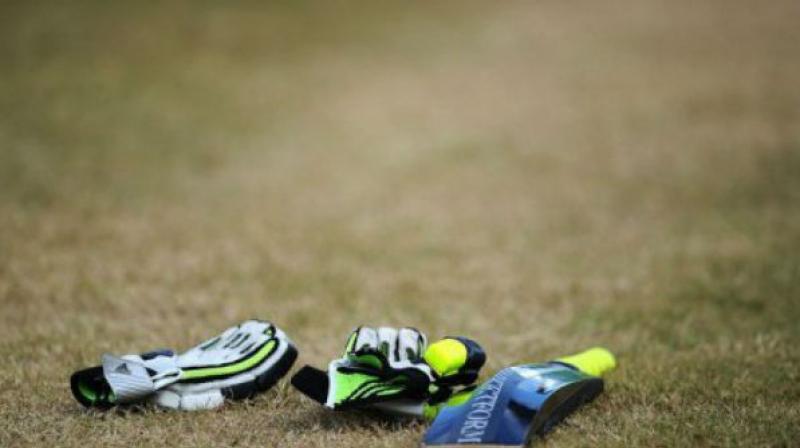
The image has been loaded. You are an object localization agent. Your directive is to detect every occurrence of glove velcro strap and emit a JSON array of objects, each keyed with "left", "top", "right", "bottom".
[{"left": 101, "top": 354, "right": 161, "bottom": 403}]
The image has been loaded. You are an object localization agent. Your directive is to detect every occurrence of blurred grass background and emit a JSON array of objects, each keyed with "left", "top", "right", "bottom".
[{"left": 1, "top": 1, "right": 799, "bottom": 446}]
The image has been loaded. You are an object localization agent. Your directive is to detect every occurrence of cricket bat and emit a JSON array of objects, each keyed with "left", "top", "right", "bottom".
[{"left": 422, "top": 347, "right": 616, "bottom": 447}]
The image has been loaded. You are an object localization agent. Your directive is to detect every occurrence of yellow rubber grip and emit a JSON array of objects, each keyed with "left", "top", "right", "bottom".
[{"left": 556, "top": 347, "right": 617, "bottom": 377}]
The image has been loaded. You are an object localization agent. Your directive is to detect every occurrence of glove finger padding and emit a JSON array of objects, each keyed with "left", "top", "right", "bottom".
[
  {"left": 345, "top": 326, "right": 379, "bottom": 354},
  {"left": 70, "top": 320, "right": 297, "bottom": 411},
  {"left": 397, "top": 327, "right": 427, "bottom": 364},
  {"left": 345, "top": 326, "right": 429, "bottom": 370}
]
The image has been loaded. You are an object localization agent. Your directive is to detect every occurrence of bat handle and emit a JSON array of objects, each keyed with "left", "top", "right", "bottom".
[{"left": 556, "top": 347, "right": 617, "bottom": 377}]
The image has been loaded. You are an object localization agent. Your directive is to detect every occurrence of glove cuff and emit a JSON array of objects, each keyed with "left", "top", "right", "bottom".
[{"left": 102, "top": 352, "right": 181, "bottom": 403}]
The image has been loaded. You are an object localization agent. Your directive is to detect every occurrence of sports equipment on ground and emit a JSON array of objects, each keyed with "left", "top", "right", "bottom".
[
  {"left": 291, "top": 326, "right": 485, "bottom": 417},
  {"left": 422, "top": 347, "right": 616, "bottom": 447},
  {"left": 70, "top": 319, "right": 297, "bottom": 410}
]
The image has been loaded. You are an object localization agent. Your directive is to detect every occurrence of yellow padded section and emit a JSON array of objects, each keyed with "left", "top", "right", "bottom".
[
  {"left": 424, "top": 338, "right": 468, "bottom": 377},
  {"left": 557, "top": 347, "right": 617, "bottom": 377}
]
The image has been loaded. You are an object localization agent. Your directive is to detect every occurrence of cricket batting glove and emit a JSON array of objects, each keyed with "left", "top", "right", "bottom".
[
  {"left": 70, "top": 320, "right": 297, "bottom": 411},
  {"left": 291, "top": 326, "right": 485, "bottom": 418}
]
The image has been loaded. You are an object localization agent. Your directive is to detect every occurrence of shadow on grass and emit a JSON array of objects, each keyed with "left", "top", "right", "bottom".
[{"left": 284, "top": 406, "right": 424, "bottom": 434}]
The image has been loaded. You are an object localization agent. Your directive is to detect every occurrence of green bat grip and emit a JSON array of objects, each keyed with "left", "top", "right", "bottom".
[{"left": 556, "top": 347, "right": 616, "bottom": 377}]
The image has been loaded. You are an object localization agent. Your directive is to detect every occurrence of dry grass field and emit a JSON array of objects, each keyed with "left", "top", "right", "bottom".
[{"left": 1, "top": 1, "right": 799, "bottom": 446}]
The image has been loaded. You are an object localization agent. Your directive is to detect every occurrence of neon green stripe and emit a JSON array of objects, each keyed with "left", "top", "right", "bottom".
[
  {"left": 345, "top": 331, "right": 358, "bottom": 354},
  {"left": 181, "top": 340, "right": 276, "bottom": 380},
  {"left": 375, "top": 386, "right": 403, "bottom": 396},
  {"left": 78, "top": 382, "right": 97, "bottom": 401}
]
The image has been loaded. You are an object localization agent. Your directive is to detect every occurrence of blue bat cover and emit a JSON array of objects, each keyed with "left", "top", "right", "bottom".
[{"left": 424, "top": 362, "right": 603, "bottom": 446}]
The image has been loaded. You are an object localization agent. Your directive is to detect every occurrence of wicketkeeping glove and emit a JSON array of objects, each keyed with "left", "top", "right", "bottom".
[
  {"left": 291, "top": 326, "right": 485, "bottom": 418},
  {"left": 70, "top": 319, "right": 297, "bottom": 411}
]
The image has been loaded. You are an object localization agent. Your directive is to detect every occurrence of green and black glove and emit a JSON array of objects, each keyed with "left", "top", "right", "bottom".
[{"left": 291, "top": 326, "right": 485, "bottom": 418}]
